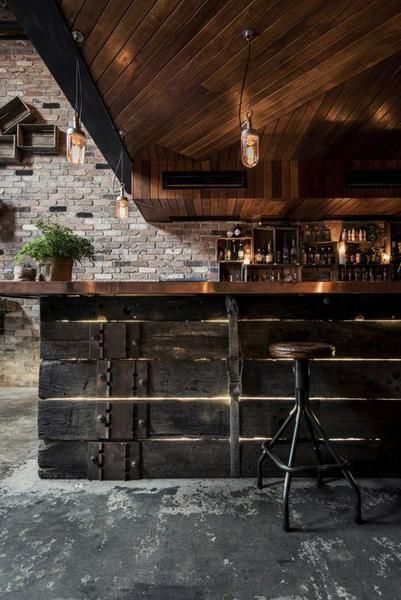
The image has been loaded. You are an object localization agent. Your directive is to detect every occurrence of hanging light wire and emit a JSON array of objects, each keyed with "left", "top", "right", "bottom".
[
  {"left": 113, "top": 147, "right": 124, "bottom": 192},
  {"left": 238, "top": 37, "right": 252, "bottom": 129},
  {"left": 75, "top": 54, "right": 83, "bottom": 120}
]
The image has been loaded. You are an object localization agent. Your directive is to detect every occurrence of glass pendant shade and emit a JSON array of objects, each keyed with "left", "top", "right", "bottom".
[
  {"left": 116, "top": 184, "right": 129, "bottom": 219},
  {"left": 241, "top": 113, "right": 259, "bottom": 168},
  {"left": 66, "top": 113, "right": 86, "bottom": 165}
]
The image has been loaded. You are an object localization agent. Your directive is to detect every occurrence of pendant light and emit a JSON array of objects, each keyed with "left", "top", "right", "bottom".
[
  {"left": 239, "top": 28, "right": 259, "bottom": 169},
  {"left": 114, "top": 145, "right": 129, "bottom": 219},
  {"left": 66, "top": 35, "right": 86, "bottom": 165}
]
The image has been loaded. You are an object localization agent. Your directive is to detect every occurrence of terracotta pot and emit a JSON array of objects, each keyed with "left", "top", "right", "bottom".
[{"left": 41, "top": 257, "right": 73, "bottom": 281}]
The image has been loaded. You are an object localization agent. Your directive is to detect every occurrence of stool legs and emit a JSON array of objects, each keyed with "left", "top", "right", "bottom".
[
  {"left": 257, "top": 405, "right": 296, "bottom": 490},
  {"left": 257, "top": 357, "right": 362, "bottom": 530},
  {"left": 283, "top": 401, "right": 302, "bottom": 531},
  {"left": 305, "top": 407, "right": 362, "bottom": 524}
]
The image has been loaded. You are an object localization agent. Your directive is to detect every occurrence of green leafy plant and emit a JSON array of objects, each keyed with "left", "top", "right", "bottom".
[{"left": 15, "top": 219, "right": 95, "bottom": 264}]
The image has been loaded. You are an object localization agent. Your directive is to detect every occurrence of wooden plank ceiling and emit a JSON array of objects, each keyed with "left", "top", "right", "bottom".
[{"left": 56, "top": 0, "right": 401, "bottom": 220}]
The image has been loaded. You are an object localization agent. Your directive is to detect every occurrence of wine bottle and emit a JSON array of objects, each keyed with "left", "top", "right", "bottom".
[
  {"left": 290, "top": 236, "right": 297, "bottom": 264},
  {"left": 282, "top": 236, "right": 289, "bottom": 263},
  {"left": 266, "top": 241, "right": 273, "bottom": 264}
]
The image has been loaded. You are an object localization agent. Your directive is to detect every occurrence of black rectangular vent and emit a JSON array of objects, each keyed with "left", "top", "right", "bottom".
[
  {"left": 346, "top": 171, "right": 401, "bottom": 188},
  {"left": 163, "top": 171, "right": 247, "bottom": 189}
]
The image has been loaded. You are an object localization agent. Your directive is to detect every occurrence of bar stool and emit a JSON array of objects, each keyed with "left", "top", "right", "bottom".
[{"left": 257, "top": 342, "right": 362, "bottom": 531}]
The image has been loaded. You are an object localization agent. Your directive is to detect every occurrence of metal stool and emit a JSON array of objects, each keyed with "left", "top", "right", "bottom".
[{"left": 257, "top": 342, "right": 362, "bottom": 531}]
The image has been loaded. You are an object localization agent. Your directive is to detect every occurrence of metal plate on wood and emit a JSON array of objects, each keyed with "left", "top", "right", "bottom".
[
  {"left": 87, "top": 442, "right": 140, "bottom": 480},
  {"left": 134, "top": 361, "right": 148, "bottom": 397},
  {"left": 127, "top": 322, "right": 141, "bottom": 358},
  {"left": 95, "top": 401, "right": 134, "bottom": 439},
  {"left": 90, "top": 323, "right": 127, "bottom": 359},
  {"left": 135, "top": 403, "right": 148, "bottom": 438}
]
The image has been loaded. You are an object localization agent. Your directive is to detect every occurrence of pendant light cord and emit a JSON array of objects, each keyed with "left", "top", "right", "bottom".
[
  {"left": 113, "top": 148, "right": 124, "bottom": 192},
  {"left": 238, "top": 39, "right": 252, "bottom": 129},
  {"left": 75, "top": 54, "right": 83, "bottom": 120}
]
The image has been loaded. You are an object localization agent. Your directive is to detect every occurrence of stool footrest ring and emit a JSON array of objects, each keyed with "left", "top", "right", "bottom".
[{"left": 261, "top": 442, "right": 350, "bottom": 474}]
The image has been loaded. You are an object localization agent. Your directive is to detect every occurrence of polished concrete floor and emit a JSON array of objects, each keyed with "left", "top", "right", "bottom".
[{"left": 0, "top": 388, "right": 401, "bottom": 600}]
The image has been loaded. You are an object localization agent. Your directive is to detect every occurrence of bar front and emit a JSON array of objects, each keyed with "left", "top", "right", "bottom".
[{"left": 1, "top": 281, "right": 401, "bottom": 480}]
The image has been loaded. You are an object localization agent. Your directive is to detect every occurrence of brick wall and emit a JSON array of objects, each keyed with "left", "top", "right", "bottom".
[{"left": 0, "top": 41, "right": 241, "bottom": 386}]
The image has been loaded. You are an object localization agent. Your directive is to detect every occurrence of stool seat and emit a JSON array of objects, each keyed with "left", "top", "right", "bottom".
[{"left": 269, "top": 342, "right": 335, "bottom": 359}]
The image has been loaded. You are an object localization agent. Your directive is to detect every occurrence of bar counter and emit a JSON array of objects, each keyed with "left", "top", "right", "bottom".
[
  {"left": 2, "top": 281, "right": 401, "bottom": 480},
  {"left": 1, "top": 280, "right": 401, "bottom": 296}
]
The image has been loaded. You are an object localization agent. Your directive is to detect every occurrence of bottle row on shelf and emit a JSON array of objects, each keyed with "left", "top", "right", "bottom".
[
  {"left": 341, "top": 227, "right": 368, "bottom": 242},
  {"left": 247, "top": 267, "right": 300, "bottom": 282},
  {"left": 344, "top": 246, "right": 384, "bottom": 265},
  {"left": 303, "top": 223, "right": 332, "bottom": 242},
  {"left": 254, "top": 237, "right": 298, "bottom": 265},
  {"left": 217, "top": 239, "right": 252, "bottom": 262},
  {"left": 338, "top": 265, "right": 390, "bottom": 281},
  {"left": 302, "top": 245, "right": 336, "bottom": 266}
]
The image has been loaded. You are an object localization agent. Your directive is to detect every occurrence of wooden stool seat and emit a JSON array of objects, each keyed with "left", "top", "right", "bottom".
[{"left": 269, "top": 342, "right": 335, "bottom": 359}]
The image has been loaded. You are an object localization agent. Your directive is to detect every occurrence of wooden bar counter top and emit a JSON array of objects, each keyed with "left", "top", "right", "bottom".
[
  {"left": 3, "top": 279, "right": 401, "bottom": 481},
  {"left": 1, "top": 280, "right": 401, "bottom": 297}
]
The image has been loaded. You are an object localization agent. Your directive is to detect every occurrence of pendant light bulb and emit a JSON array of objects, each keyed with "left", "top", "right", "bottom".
[
  {"left": 116, "top": 183, "right": 129, "bottom": 219},
  {"left": 241, "top": 111, "right": 259, "bottom": 168},
  {"left": 66, "top": 112, "right": 86, "bottom": 165}
]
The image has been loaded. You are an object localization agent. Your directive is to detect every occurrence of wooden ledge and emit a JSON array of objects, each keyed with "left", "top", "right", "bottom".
[{"left": 1, "top": 280, "right": 401, "bottom": 298}]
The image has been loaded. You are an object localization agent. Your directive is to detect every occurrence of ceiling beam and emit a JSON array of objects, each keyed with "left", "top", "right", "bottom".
[{"left": 7, "top": 0, "right": 132, "bottom": 192}]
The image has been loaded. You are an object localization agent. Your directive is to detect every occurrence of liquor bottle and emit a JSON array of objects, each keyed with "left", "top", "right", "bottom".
[
  {"left": 231, "top": 240, "right": 237, "bottom": 260},
  {"left": 276, "top": 247, "right": 282, "bottom": 263},
  {"left": 302, "top": 246, "right": 307, "bottom": 265},
  {"left": 282, "top": 236, "right": 289, "bottom": 263},
  {"left": 351, "top": 227, "right": 356, "bottom": 242},
  {"left": 266, "top": 242, "right": 274, "bottom": 264},
  {"left": 314, "top": 246, "right": 320, "bottom": 265},
  {"left": 304, "top": 224, "right": 311, "bottom": 242},
  {"left": 233, "top": 224, "right": 241, "bottom": 237},
  {"left": 237, "top": 241, "right": 244, "bottom": 261},
  {"left": 224, "top": 241, "right": 232, "bottom": 261},
  {"left": 341, "top": 228, "right": 347, "bottom": 242},
  {"left": 290, "top": 236, "right": 297, "bottom": 264},
  {"left": 358, "top": 228, "right": 364, "bottom": 242},
  {"left": 262, "top": 247, "right": 267, "bottom": 263},
  {"left": 218, "top": 244, "right": 224, "bottom": 261},
  {"left": 243, "top": 242, "right": 250, "bottom": 263},
  {"left": 255, "top": 248, "right": 263, "bottom": 264}
]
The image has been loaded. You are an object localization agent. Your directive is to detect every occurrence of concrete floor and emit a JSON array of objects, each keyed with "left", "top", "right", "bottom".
[{"left": 1, "top": 389, "right": 401, "bottom": 600}]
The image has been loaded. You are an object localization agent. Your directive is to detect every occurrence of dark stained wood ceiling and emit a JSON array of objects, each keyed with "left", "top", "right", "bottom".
[{"left": 58, "top": 0, "right": 401, "bottom": 163}]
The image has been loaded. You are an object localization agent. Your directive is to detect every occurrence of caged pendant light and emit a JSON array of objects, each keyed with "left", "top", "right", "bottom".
[
  {"left": 239, "top": 28, "right": 259, "bottom": 169},
  {"left": 66, "top": 33, "right": 86, "bottom": 165}
]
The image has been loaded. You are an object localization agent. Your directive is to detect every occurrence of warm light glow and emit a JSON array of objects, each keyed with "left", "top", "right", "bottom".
[
  {"left": 116, "top": 197, "right": 129, "bottom": 219},
  {"left": 382, "top": 252, "right": 390, "bottom": 264},
  {"left": 66, "top": 114, "right": 86, "bottom": 165},
  {"left": 115, "top": 183, "right": 129, "bottom": 219},
  {"left": 241, "top": 112, "right": 259, "bottom": 168}
]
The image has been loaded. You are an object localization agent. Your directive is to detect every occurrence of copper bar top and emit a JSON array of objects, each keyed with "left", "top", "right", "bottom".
[{"left": 1, "top": 281, "right": 401, "bottom": 297}]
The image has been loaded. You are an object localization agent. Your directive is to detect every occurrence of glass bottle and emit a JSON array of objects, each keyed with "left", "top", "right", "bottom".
[
  {"left": 224, "top": 241, "right": 232, "bottom": 261},
  {"left": 237, "top": 241, "right": 244, "bottom": 261},
  {"left": 290, "top": 236, "right": 297, "bottom": 264},
  {"left": 266, "top": 241, "right": 274, "bottom": 264},
  {"left": 282, "top": 236, "right": 289, "bottom": 263}
]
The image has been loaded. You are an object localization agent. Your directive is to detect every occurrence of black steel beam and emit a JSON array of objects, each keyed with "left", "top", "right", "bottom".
[{"left": 7, "top": 0, "right": 132, "bottom": 192}]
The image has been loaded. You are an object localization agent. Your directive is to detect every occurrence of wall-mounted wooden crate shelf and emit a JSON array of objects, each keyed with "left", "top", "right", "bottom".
[
  {"left": 0, "top": 97, "right": 34, "bottom": 134},
  {"left": 17, "top": 123, "right": 59, "bottom": 154},
  {"left": 0, "top": 135, "right": 21, "bottom": 164}
]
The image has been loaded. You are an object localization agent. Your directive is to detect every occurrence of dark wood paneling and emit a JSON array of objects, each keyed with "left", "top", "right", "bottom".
[
  {"left": 41, "top": 321, "right": 228, "bottom": 360},
  {"left": 239, "top": 320, "right": 401, "bottom": 358},
  {"left": 40, "top": 295, "right": 227, "bottom": 322},
  {"left": 38, "top": 399, "right": 229, "bottom": 439},
  {"left": 38, "top": 439, "right": 231, "bottom": 479},
  {"left": 39, "top": 359, "right": 228, "bottom": 399}
]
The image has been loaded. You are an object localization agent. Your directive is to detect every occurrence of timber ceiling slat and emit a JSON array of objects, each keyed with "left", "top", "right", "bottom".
[
  {"left": 82, "top": 0, "right": 134, "bottom": 66},
  {"left": 158, "top": 0, "right": 387, "bottom": 154},
  {"left": 177, "top": 7, "right": 401, "bottom": 157},
  {"left": 89, "top": 0, "right": 159, "bottom": 82},
  {"left": 120, "top": 0, "right": 276, "bottom": 151},
  {"left": 72, "top": 0, "right": 109, "bottom": 41}
]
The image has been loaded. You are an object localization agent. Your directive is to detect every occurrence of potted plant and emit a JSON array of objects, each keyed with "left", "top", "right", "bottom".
[{"left": 15, "top": 219, "right": 95, "bottom": 281}]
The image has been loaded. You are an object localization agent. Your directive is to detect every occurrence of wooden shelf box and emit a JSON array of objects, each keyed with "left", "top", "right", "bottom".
[
  {"left": 0, "top": 96, "right": 34, "bottom": 134},
  {"left": 0, "top": 135, "right": 21, "bottom": 164},
  {"left": 17, "top": 123, "right": 59, "bottom": 154}
]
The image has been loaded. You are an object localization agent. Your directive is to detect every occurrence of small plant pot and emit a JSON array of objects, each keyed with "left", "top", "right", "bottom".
[
  {"left": 13, "top": 265, "right": 37, "bottom": 281},
  {"left": 40, "top": 257, "right": 73, "bottom": 281}
]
